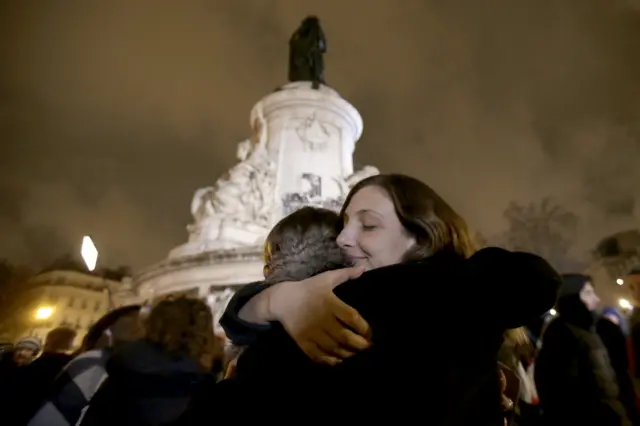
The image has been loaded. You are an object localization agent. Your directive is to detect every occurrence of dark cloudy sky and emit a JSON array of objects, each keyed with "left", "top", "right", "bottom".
[{"left": 2, "top": 0, "right": 640, "bottom": 270}]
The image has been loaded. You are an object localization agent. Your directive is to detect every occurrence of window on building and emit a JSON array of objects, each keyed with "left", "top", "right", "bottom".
[
  {"left": 55, "top": 277, "right": 66, "bottom": 285},
  {"left": 94, "top": 301, "right": 101, "bottom": 312},
  {"left": 80, "top": 299, "right": 87, "bottom": 310},
  {"left": 68, "top": 297, "right": 75, "bottom": 308}
]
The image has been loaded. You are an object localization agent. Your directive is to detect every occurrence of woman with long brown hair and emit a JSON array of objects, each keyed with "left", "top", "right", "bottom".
[{"left": 217, "top": 173, "right": 561, "bottom": 425}]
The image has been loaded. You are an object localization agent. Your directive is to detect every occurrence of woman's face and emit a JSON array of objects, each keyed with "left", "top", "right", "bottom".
[{"left": 337, "top": 185, "right": 416, "bottom": 271}]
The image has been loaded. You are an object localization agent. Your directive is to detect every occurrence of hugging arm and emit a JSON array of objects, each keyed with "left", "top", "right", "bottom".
[
  {"left": 219, "top": 281, "right": 273, "bottom": 345},
  {"left": 220, "top": 267, "right": 369, "bottom": 363}
]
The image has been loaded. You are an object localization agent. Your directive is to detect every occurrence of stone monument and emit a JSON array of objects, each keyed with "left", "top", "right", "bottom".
[{"left": 132, "top": 16, "right": 378, "bottom": 334}]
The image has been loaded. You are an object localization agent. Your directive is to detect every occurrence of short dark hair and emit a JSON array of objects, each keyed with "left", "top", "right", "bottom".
[
  {"left": 44, "top": 327, "right": 77, "bottom": 352},
  {"left": 263, "top": 206, "right": 348, "bottom": 284}
]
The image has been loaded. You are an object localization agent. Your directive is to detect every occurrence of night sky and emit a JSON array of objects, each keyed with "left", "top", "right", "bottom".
[{"left": 2, "top": 0, "right": 640, "bottom": 270}]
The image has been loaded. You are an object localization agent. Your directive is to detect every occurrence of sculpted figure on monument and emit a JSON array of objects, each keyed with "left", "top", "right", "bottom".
[
  {"left": 288, "top": 16, "right": 327, "bottom": 86},
  {"left": 186, "top": 107, "right": 276, "bottom": 248},
  {"left": 190, "top": 187, "right": 216, "bottom": 223}
]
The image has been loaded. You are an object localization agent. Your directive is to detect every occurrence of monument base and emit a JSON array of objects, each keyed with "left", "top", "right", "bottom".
[
  {"left": 135, "top": 248, "right": 263, "bottom": 300},
  {"left": 133, "top": 247, "right": 264, "bottom": 335}
]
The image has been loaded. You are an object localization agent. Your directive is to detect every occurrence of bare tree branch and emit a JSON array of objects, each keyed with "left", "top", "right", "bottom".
[{"left": 498, "top": 198, "right": 581, "bottom": 272}]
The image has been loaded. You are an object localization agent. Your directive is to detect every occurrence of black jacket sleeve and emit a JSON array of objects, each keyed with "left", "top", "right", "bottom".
[{"left": 219, "top": 281, "right": 272, "bottom": 345}]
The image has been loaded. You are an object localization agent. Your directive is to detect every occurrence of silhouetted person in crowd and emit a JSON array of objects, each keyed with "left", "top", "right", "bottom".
[
  {"left": 536, "top": 274, "right": 630, "bottom": 426},
  {"left": 5, "top": 327, "right": 76, "bottom": 424},
  {"left": 28, "top": 305, "right": 143, "bottom": 426},
  {"left": 625, "top": 266, "right": 640, "bottom": 417},
  {"left": 78, "top": 297, "right": 216, "bottom": 426},
  {"left": 0, "top": 337, "right": 42, "bottom": 425},
  {"left": 0, "top": 336, "right": 41, "bottom": 370},
  {"left": 598, "top": 307, "right": 638, "bottom": 424}
]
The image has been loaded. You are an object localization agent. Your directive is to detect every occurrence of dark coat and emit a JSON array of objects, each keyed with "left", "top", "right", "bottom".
[
  {"left": 0, "top": 351, "right": 72, "bottom": 425},
  {"left": 78, "top": 340, "right": 211, "bottom": 426},
  {"left": 536, "top": 296, "right": 631, "bottom": 426},
  {"left": 597, "top": 318, "right": 639, "bottom": 424},
  {"left": 203, "top": 247, "right": 561, "bottom": 425}
]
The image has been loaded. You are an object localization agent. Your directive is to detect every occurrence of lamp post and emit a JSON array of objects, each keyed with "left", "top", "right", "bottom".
[{"left": 81, "top": 236, "right": 113, "bottom": 310}]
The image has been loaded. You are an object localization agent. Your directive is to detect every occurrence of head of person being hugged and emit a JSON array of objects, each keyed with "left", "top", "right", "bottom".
[{"left": 228, "top": 206, "right": 350, "bottom": 382}]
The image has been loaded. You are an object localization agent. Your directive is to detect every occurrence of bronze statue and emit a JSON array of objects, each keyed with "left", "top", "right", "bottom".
[{"left": 288, "top": 16, "right": 326, "bottom": 88}]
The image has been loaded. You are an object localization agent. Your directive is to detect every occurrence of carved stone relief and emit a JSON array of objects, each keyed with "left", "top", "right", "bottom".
[
  {"left": 295, "top": 113, "right": 331, "bottom": 152},
  {"left": 184, "top": 106, "right": 277, "bottom": 250}
]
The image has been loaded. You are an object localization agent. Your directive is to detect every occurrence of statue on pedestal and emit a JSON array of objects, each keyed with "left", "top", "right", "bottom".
[{"left": 288, "top": 16, "right": 327, "bottom": 87}]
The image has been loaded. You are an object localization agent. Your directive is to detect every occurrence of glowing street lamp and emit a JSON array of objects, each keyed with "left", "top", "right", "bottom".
[
  {"left": 549, "top": 308, "right": 557, "bottom": 316},
  {"left": 34, "top": 306, "right": 54, "bottom": 320},
  {"left": 81, "top": 236, "right": 98, "bottom": 272},
  {"left": 619, "top": 298, "right": 633, "bottom": 310},
  {"left": 81, "top": 236, "right": 114, "bottom": 310},
  {"left": 617, "top": 278, "right": 624, "bottom": 285}
]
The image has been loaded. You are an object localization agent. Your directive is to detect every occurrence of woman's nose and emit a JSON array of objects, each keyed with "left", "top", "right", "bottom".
[{"left": 336, "top": 229, "right": 353, "bottom": 248}]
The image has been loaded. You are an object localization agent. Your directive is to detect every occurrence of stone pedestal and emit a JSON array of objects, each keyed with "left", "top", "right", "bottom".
[
  {"left": 134, "top": 248, "right": 264, "bottom": 335},
  {"left": 136, "top": 249, "right": 263, "bottom": 300}
]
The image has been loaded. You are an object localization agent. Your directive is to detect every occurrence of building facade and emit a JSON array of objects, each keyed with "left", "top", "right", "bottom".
[{"left": 19, "top": 269, "right": 126, "bottom": 348}]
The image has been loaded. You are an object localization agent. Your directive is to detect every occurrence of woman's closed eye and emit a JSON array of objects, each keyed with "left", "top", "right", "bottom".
[{"left": 362, "top": 224, "right": 377, "bottom": 231}]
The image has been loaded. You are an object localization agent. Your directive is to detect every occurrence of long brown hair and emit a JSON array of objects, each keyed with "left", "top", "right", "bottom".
[{"left": 341, "top": 174, "right": 477, "bottom": 260}]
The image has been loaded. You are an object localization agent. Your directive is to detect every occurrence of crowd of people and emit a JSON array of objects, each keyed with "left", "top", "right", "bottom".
[{"left": 0, "top": 173, "right": 638, "bottom": 425}]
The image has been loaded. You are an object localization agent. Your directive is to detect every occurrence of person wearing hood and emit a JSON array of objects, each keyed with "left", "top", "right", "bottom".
[{"left": 535, "top": 273, "right": 631, "bottom": 426}]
